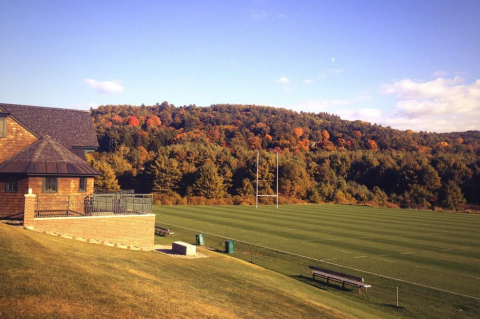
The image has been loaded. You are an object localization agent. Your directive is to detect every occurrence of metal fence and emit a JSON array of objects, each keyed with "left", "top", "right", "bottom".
[
  {"left": 94, "top": 189, "right": 135, "bottom": 195},
  {"left": 36, "top": 193, "right": 153, "bottom": 218},
  {"left": 155, "top": 222, "right": 480, "bottom": 319}
]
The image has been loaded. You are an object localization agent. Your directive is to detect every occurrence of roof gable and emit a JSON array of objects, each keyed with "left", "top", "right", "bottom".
[
  {"left": 0, "top": 103, "right": 99, "bottom": 149},
  {"left": 0, "top": 135, "right": 100, "bottom": 176}
]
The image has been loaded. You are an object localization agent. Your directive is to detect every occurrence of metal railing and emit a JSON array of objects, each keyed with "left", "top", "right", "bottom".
[
  {"left": 36, "top": 193, "right": 153, "bottom": 218},
  {"left": 94, "top": 189, "right": 135, "bottom": 195}
]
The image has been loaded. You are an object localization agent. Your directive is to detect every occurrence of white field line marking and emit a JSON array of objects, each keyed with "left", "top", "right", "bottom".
[
  {"left": 156, "top": 221, "right": 480, "bottom": 301},
  {"left": 371, "top": 257, "right": 395, "bottom": 263},
  {"left": 353, "top": 256, "right": 368, "bottom": 259},
  {"left": 334, "top": 249, "right": 352, "bottom": 254},
  {"left": 415, "top": 266, "right": 440, "bottom": 272},
  {"left": 402, "top": 252, "right": 414, "bottom": 255}
]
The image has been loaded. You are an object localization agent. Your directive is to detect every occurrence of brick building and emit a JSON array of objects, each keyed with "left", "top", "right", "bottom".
[{"left": 0, "top": 103, "right": 100, "bottom": 219}]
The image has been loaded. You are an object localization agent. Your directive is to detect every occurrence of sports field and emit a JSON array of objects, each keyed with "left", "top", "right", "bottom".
[{"left": 154, "top": 204, "right": 480, "bottom": 318}]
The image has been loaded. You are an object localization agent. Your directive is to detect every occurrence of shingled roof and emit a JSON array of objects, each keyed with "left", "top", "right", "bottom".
[
  {"left": 0, "top": 103, "right": 99, "bottom": 149},
  {"left": 0, "top": 135, "right": 101, "bottom": 176}
]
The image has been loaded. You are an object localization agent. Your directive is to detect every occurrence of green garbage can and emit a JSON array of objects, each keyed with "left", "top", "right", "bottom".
[
  {"left": 196, "top": 234, "right": 205, "bottom": 246},
  {"left": 225, "top": 240, "right": 235, "bottom": 254}
]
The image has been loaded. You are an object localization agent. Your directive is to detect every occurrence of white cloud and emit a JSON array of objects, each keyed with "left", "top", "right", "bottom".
[
  {"left": 276, "top": 76, "right": 480, "bottom": 133},
  {"left": 85, "top": 79, "right": 124, "bottom": 94},
  {"left": 276, "top": 76, "right": 290, "bottom": 84},
  {"left": 380, "top": 77, "right": 480, "bottom": 132},
  {"left": 87, "top": 103, "right": 99, "bottom": 109},
  {"left": 337, "top": 108, "right": 383, "bottom": 122},
  {"left": 290, "top": 99, "right": 350, "bottom": 113},
  {"left": 381, "top": 76, "right": 464, "bottom": 100},
  {"left": 331, "top": 57, "right": 335, "bottom": 62},
  {"left": 304, "top": 79, "right": 314, "bottom": 84},
  {"left": 287, "top": 95, "right": 370, "bottom": 114}
]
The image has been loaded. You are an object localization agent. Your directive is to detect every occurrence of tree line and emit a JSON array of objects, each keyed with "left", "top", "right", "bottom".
[{"left": 87, "top": 102, "right": 480, "bottom": 211}]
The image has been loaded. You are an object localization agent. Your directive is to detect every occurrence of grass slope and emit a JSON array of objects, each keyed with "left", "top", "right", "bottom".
[
  {"left": 154, "top": 204, "right": 480, "bottom": 319},
  {"left": 0, "top": 223, "right": 380, "bottom": 319}
]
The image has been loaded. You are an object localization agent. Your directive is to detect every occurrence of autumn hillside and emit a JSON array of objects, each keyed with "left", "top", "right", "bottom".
[{"left": 88, "top": 103, "right": 480, "bottom": 211}]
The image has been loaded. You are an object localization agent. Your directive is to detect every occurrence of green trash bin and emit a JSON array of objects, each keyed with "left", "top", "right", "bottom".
[
  {"left": 225, "top": 240, "right": 235, "bottom": 254},
  {"left": 196, "top": 234, "right": 205, "bottom": 246}
]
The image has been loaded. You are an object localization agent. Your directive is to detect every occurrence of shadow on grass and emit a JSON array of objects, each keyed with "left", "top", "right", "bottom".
[
  {"left": 381, "top": 304, "right": 405, "bottom": 310},
  {"left": 203, "top": 246, "right": 225, "bottom": 254},
  {"left": 290, "top": 275, "right": 352, "bottom": 292}
]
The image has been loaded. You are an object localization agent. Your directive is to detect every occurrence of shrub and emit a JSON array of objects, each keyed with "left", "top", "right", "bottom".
[{"left": 188, "top": 196, "right": 207, "bottom": 205}]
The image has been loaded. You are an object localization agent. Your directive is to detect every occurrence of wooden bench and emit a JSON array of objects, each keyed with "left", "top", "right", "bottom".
[
  {"left": 155, "top": 226, "right": 174, "bottom": 236},
  {"left": 309, "top": 265, "right": 371, "bottom": 294}
]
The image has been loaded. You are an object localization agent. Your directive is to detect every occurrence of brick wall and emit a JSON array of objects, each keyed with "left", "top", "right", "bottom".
[
  {"left": 31, "top": 214, "right": 155, "bottom": 249},
  {"left": 0, "top": 176, "right": 95, "bottom": 219},
  {"left": 23, "top": 194, "right": 155, "bottom": 249},
  {"left": 0, "top": 116, "right": 38, "bottom": 164},
  {"left": 29, "top": 177, "right": 95, "bottom": 195},
  {"left": 0, "top": 176, "right": 29, "bottom": 219}
]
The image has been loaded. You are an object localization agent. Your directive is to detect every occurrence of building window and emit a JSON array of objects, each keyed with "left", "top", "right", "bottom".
[
  {"left": 79, "top": 177, "right": 87, "bottom": 192},
  {"left": 0, "top": 117, "right": 6, "bottom": 138},
  {"left": 5, "top": 176, "right": 18, "bottom": 193},
  {"left": 42, "top": 177, "right": 58, "bottom": 193}
]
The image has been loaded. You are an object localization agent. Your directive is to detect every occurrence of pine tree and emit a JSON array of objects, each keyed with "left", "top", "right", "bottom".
[
  {"left": 441, "top": 181, "right": 466, "bottom": 211},
  {"left": 148, "top": 155, "right": 181, "bottom": 193},
  {"left": 92, "top": 160, "right": 120, "bottom": 192},
  {"left": 193, "top": 163, "right": 225, "bottom": 199}
]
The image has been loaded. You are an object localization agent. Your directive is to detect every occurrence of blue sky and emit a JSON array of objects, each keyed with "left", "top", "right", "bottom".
[{"left": 1, "top": 0, "right": 479, "bottom": 132}]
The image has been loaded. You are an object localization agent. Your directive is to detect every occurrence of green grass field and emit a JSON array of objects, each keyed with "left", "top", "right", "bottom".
[{"left": 154, "top": 204, "right": 480, "bottom": 319}]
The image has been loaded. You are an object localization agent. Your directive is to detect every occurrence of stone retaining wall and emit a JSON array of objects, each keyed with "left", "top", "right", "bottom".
[{"left": 23, "top": 194, "right": 155, "bottom": 249}]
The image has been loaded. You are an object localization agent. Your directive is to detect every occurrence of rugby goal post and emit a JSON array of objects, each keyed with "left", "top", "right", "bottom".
[{"left": 256, "top": 150, "right": 279, "bottom": 209}]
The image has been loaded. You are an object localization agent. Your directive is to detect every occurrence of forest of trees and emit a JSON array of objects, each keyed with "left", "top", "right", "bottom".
[{"left": 87, "top": 102, "right": 480, "bottom": 211}]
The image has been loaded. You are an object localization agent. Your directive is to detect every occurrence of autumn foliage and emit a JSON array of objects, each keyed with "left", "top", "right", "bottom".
[
  {"left": 128, "top": 116, "right": 141, "bottom": 126},
  {"left": 90, "top": 102, "right": 480, "bottom": 211}
]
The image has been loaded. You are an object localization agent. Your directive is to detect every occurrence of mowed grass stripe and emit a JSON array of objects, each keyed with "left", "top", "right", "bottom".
[
  {"left": 166, "top": 205, "right": 480, "bottom": 238},
  {"left": 269, "top": 235, "right": 480, "bottom": 279},
  {"left": 156, "top": 206, "right": 480, "bottom": 262},
  {"left": 155, "top": 204, "right": 480, "bottom": 298},
  {"left": 157, "top": 206, "right": 479, "bottom": 252},
  {"left": 155, "top": 207, "right": 480, "bottom": 262},
  {"left": 275, "top": 205, "right": 480, "bottom": 234},
  {"left": 282, "top": 206, "right": 480, "bottom": 237},
  {"left": 266, "top": 204, "right": 479, "bottom": 225}
]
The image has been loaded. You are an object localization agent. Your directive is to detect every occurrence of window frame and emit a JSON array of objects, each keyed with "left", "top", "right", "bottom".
[
  {"left": 79, "top": 177, "right": 87, "bottom": 192},
  {"left": 0, "top": 116, "right": 6, "bottom": 138},
  {"left": 42, "top": 177, "right": 58, "bottom": 193},
  {"left": 5, "top": 176, "right": 18, "bottom": 193}
]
